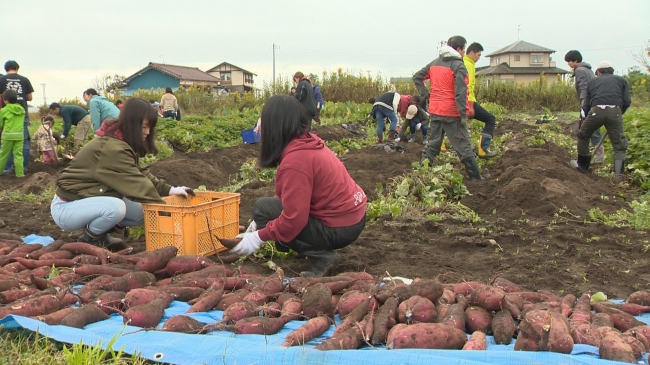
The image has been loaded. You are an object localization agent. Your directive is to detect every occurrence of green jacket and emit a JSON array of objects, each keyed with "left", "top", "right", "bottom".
[
  {"left": 0, "top": 104, "right": 26, "bottom": 141},
  {"left": 56, "top": 133, "right": 171, "bottom": 204},
  {"left": 463, "top": 55, "right": 477, "bottom": 102}
]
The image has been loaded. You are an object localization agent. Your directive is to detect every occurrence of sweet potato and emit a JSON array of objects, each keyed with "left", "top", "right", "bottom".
[
  {"left": 282, "top": 316, "right": 331, "bottom": 346},
  {"left": 186, "top": 285, "right": 224, "bottom": 313},
  {"left": 12, "top": 257, "right": 75, "bottom": 270},
  {"left": 331, "top": 295, "right": 340, "bottom": 311},
  {"left": 2, "top": 262, "right": 27, "bottom": 273},
  {"left": 436, "top": 303, "right": 450, "bottom": 320},
  {"left": 569, "top": 293, "right": 592, "bottom": 326},
  {"left": 337, "top": 290, "right": 377, "bottom": 318},
  {"left": 515, "top": 309, "right": 574, "bottom": 354},
  {"left": 24, "top": 266, "right": 52, "bottom": 279},
  {"left": 123, "top": 296, "right": 171, "bottom": 328},
  {"left": 288, "top": 277, "right": 312, "bottom": 293},
  {"left": 387, "top": 322, "right": 467, "bottom": 350},
  {"left": 25, "top": 241, "right": 65, "bottom": 259},
  {"left": 73, "top": 264, "right": 130, "bottom": 278},
  {"left": 301, "top": 283, "right": 333, "bottom": 319},
  {"left": 76, "top": 275, "right": 115, "bottom": 296},
  {"left": 10, "top": 244, "right": 43, "bottom": 254},
  {"left": 0, "top": 294, "right": 60, "bottom": 318},
  {"left": 621, "top": 333, "right": 645, "bottom": 360},
  {"left": 455, "top": 294, "right": 469, "bottom": 310},
  {"left": 30, "top": 274, "right": 57, "bottom": 290},
  {"left": 624, "top": 328, "right": 650, "bottom": 351},
  {"left": 93, "top": 291, "right": 126, "bottom": 314},
  {"left": 438, "top": 303, "right": 466, "bottom": 331},
  {"left": 335, "top": 297, "right": 370, "bottom": 335},
  {"left": 261, "top": 302, "right": 282, "bottom": 317},
  {"left": 59, "top": 242, "right": 113, "bottom": 263},
  {"left": 592, "top": 312, "right": 614, "bottom": 328},
  {"left": 251, "top": 268, "right": 284, "bottom": 295},
  {"left": 452, "top": 281, "right": 482, "bottom": 296},
  {"left": 72, "top": 255, "right": 102, "bottom": 265},
  {"left": 323, "top": 280, "right": 353, "bottom": 294},
  {"left": 145, "top": 286, "right": 204, "bottom": 302},
  {"left": 34, "top": 307, "right": 77, "bottom": 325},
  {"left": 214, "top": 289, "right": 250, "bottom": 310},
  {"left": 0, "top": 279, "right": 20, "bottom": 292},
  {"left": 571, "top": 324, "right": 601, "bottom": 347},
  {"left": 559, "top": 294, "right": 576, "bottom": 318},
  {"left": 470, "top": 285, "right": 505, "bottom": 311},
  {"left": 492, "top": 310, "right": 516, "bottom": 345},
  {"left": 465, "top": 306, "right": 492, "bottom": 334},
  {"left": 398, "top": 295, "right": 436, "bottom": 324},
  {"left": 463, "top": 331, "right": 487, "bottom": 350},
  {"left": 592, "top": 303, "right": 646, "bottom": 332},
  {"left": 437, "top": 289, "right": 456, "bottom": 305},
  {"left": 159, "top": 255, "right": 214, "bottom": 276},
  {"left": 281, "top": 297, "right": 303, "bottom": 319},
  {"left": 232, "top": 316, "right": 291, "bottom": 335},
  {"left": 336, "top": 271, "right": 374, "bottom": 281},
  {"left": 599, "top": 302, "right": 650, "bottom": 316},
  {"left": 625, "top": 290, "right": 650, "bottom": 306},
  {"left": 39, "top": 251, "right": 74, "bottom": 260},
  {"left": 600, "top": 332, "right": 637, "bottom": 363},
  {"left": 371, "top": 297, "right": 398, "bottom": 344},
  {"left": 0, "top": 287, "right": 40, "bottom": 304},
  {"left": 241, "top": 291, "right": 270, "bottom": 306},
  {"left": 162, "top": 315, "right": 204, "bottom": 333},
  {"left": 134, "top": 246, "right": 178, "bottom": 273},
  {"left": 50, "top": 272, "right": 80, "bottom": 286},
  {"left": 222, "top": 300, "right": 258, "bottom": 324},
  {"left": 490, "top": 275, "right": 522, "bottom": 293},
  {"left": 124, "top": 289, "right": 170, "bottom": 308},
  {"left": 315, "top": 313, "right": 370, "bottom": 351},
  {"left": 411, "top": 279, "right": 444, "bottom": 304},
  {"left": 60, "top": 304, "right": 110, "bottom": 328}
]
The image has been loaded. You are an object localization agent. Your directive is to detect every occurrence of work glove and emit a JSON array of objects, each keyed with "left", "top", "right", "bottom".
[
  {"left": 245, "top": 220, "right": 258, "bottom": 233},
  {"left": 60, "top": 135, "right": 66, "bottom": 139},
  {"left": 168, "top": 186, "right": 195, "bottom": 197},
  {"left": 580, "top": 109, "right": 586, "bottom": 120},
  {"left": 416, "top": 123, "right": 422, "bottom": 130},
  {"left": 229, "top": 231, "right": 264, "bottom": 255},
  {"left": 460, "top": 117, "right": 469, "bottom": 127}
]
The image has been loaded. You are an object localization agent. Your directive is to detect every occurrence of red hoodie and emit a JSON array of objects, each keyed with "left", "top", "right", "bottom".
[{"left": 257, "top": 133, "right": 367, "bottom": 243}]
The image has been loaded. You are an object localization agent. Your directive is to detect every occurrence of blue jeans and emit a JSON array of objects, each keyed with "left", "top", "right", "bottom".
[
  {"left": 374, "top": 106, "right": 398, "bottom": 137},
  {"left": 408, "top": 117, "right": 429, "bottom": 137},
  {"left": 163, "top": 110, "right": 176, "bottom": 119},
  {"left": 2, "top": 117, "right": 30, "bottom": 173},
  {"left": 51, "top": 195, "right": 144, "bottom": 235}
]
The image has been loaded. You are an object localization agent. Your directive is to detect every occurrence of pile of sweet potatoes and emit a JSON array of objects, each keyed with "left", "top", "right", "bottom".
[{"left": 2, "top": 233, "right": 650, "bottom": 362}]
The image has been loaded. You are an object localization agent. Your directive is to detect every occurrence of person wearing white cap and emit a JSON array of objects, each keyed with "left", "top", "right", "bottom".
[
  {"left": 570, "top": 61, "right": 632, "bottom": 183},
  {"left": 404, "top": 103, "right": 429, "bottom": 143}
]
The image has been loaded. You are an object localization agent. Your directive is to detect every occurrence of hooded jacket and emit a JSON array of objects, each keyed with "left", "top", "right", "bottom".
[
  {"left": 295, "top": 78, "right": 318, "bottom": 117},
  {"left": 88, "top": 95, "right": 120, "bottom": 131},
  {"left": 257, "top": 133, "right": 367, "bottom": 243},
  {"left": 55, "top": 120, "right": 171, "bottom": 203},
  {"left": 160, "top": 93, "right": 179, "bottom": 112},
  {"left": 463, "top": 55, "right": 477, "bottom": 102},
  {"left": 573, "top": 62, "right": 595, "bottom": 104},
  {"left": 0, "top": 104, "right": 26, "bottom": 141},
  {"left": 413, "top": 45, "right": 469, "bottom": 118}
]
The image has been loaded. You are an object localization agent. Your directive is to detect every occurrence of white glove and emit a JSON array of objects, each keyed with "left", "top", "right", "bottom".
[
  {"left": 416, "top": 123, "right": 422, "bottom": 131},
  {"left": 229, "top": 231, "right": 264, "bottom": 255},
  {"left": 245, "top": 221, "right": 257, "bottom": 233},
  {"left": 60, "top": 135, "right": 66, "bottom": 139},
  {"left": 169, "top": 186, "right": 190, "bottom": 197},
  {"left": 580, "top": 109, "right": 586, "bottom": 119}
]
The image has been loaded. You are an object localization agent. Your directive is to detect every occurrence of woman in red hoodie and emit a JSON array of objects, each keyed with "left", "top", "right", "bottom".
[{"left": 223, "top": 95, "right": 367, "bottom": 277}]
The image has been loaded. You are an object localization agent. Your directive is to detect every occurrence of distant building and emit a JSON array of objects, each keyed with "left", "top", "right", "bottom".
[
  {"left": 206, "top": 62, "right": 256, "bottom": 94},
  {"left": 476, "top": 40, "right": 570, "bottom": 84},
  {"left": 118, "top": 62, "right": 221, "bottom": 95}
]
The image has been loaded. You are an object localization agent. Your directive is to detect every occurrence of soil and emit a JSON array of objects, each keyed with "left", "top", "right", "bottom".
[{"left": 1, "top": 120, "right": 647, "bottom": 299}]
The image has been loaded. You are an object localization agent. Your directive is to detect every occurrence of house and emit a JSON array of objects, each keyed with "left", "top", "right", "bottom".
[
  {"left": 476, "top": 40, "right": 570, "bottom": 84},
  {"left": 206, "top": 62, "right": 256, "bottom": 94},
  {"left": 118, "top": 62, "right": 221, "bottom": 95}
]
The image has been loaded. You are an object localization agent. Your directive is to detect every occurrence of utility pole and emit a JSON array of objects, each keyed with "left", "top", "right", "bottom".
[
  {"left": 272, "top": 43, "right": 280, "bottom": 86},
  {"left": 40, "top": 83, "right": 46, "bottom": 107},
  {"left": 159, "top": 54, "right": 165, "bottom": 64},
  {"left": 517, "top": 25, "right": 522, "bottom": 40}
]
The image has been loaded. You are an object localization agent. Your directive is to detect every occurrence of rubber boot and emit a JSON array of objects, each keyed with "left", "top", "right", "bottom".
[
  {"left": 613, "top": 159, "right": 626, "bottom": 183},
  {"left": 300, "top": 250, "right": 339, "bottom": 277},
  {"left": 398, "top": 120, "right": 409, "bottom": 140},
  {"left": 377, "top": 134, "right": 383, "bottom": 143},
  {"left": 408, "top": 133, "right": 415, "bottom": 143},
  {"left": 478, "top": 133, "right": 498, "bottom": 158},
  {"left": 387, "top": 130, "right": 397, "bottom": 142},
  {"left": 77, "top": 225, "right": 103, "bottom": 245},
  {"left": 101, "top": 233, "right": 127, "bottom": 252},
  {"left": 570, "top": 155, "right": 591, "bottom": 173},
  {"left": 592, "top": 144, "right": 605, "bottom": 164},
  {"left": 461, "top": 157, "right": 484, "bottom": 181}
]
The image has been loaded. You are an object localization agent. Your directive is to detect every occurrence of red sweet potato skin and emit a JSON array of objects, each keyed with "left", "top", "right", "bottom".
[
  {"left": 463, "top": 331, "right": 487, "bottom": 350},
  {"left": 222, "top": 300, "right": 258, "bottom": 324},
  {"left": 162, "top": 315, "right": 204, "bottom": 333},
  {"left": 465, "top": 306, "right": 492, "bottom": 334},
  {"left": 469, "top": 285, "right": 505, "bottom": 311},
  {"left": 301, "top": 283, "right": 333, "bottom": 319},
  {"left": 134, "top": 246, "right": 178, "bottom": 273},
  {"left": 600, "top": 332, "right": 637, "bottom": 363},
  {"left": 60, "top": 304, "right": 110, "bottom": 329},
  {"left": 123, "top": 297, "right": 170, "bottom": 328},
  {"left": 492, "top": 310, "right": 516, "bottom": 345},
  {"left": 0, "top": 294, "right": 60, "bottom": 318},
  {"left": 387, "top": 323, "right": 467, "bottom": 350},
  {"left": 337, "top": 290, "right": 377, "bottom": 318},
  {"left": 397, "top": 295, "right": 436, "bottom": 324},
  {"left": 282, "top": 316, "right": 331, "bottom": 346},
  {"left": 233, "top": 316, "right": 291, "bottom": 335}
]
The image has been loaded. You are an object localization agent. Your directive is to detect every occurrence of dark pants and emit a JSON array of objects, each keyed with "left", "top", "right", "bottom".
[
  {"left": 3, "top": 117, "right": 30, "bottom": 173},
  {"left": 422, "top": 117, "right": 474, "bottom": 164},
  {"left": 163, "top": 110, "right": 176, "bottom": 119},
  {"left": 251, "top": 197, "right": 366, "bottom": 252},
  {"left": 408, "top": 117, "right": 428, "bottom": 136},
  {"left": 578, "top": 106, "right": 627, "bottom": 160},
  {"left": 473, "top": 102, "right": 496, "bottom": 136}
]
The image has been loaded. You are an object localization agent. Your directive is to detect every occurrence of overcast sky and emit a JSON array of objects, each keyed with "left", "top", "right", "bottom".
[{"left": 3, "top": 0, "right": 648, "bottom": 105}]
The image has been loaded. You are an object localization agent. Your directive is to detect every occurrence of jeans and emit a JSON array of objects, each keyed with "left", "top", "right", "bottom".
[
  {"left": 473, "top": 102, "right": 496, "bottom": 136},
  {"left": 251, "top": 197, "right": 366, "bottom": 252},
  {"left": 578, "top": 107, "right": 626, "bottom": 160},
  {"left": 51, "top": 195, "right": 144, "bottom": 235},
  {"left": 163, "top": 110, "right": 176, "bottom": 119},
  {"left": 3, "top": 117, "right": 30, "bottom": 173},
  {"left": 408, "top": 117, "right": 429, "bottom": 137},
  {"left": 374, "top": 105, "right": 398, "bottom": 137}
]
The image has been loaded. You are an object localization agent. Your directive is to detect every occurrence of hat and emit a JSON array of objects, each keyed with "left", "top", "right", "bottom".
[
  {"left": 596, "top": 61, "right": 613, "bottom": 70},
  {"left": 406, "top": 105, "right": 418, "bottom": 119}
]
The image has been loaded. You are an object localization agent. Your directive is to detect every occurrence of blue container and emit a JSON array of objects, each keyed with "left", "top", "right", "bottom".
[{"left": 241, "top": 129, "right": 261, "bottom": 144}]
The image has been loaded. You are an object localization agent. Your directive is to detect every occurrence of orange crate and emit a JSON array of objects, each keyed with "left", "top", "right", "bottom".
[{"left": 142, "top": 191, "right": 240, "bottom": 256}]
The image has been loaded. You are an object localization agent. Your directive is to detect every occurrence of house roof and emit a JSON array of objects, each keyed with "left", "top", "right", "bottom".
[
  {"left": 476, "top": 62, "right": 570, "bottom": 76},
  {"left": 487, "top": 40, "right": 555, "bottom": 57},
  {"left": 122, "top": 62, "right": 220, "bottom": 85},
  {"left": 206, "top": 62, "right": 257, "bottom": 76}
]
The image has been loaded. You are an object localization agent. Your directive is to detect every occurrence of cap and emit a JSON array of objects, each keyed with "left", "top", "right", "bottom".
[
  {"left": 596, "top": 61, "right": 613, "bottom": 69},
  {"left": 406, "top": 105, "right": 418, "bottom": 119}
]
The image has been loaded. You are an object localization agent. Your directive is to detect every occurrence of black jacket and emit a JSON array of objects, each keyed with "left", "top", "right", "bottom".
[
  {"left": 585, "top": 73, "right": 632, "bottom": 113},
  {"left": 295, "top": 78, "right": 317, "bottom": 117}
]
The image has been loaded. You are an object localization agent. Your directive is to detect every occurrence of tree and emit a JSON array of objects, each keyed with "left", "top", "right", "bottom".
[
  {"left": 632, "top": 40, "right": 650, "bottom": 72},
  {"left": 92, "top": 73, "right": 126, "bottom": 95}
]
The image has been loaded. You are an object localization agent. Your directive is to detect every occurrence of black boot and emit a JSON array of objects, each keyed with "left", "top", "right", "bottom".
[
  {"left": 300, "top": 251, "right": 339, "bottom": 277},
  {"left": 78, "top": 225, "right": 127, "bottom": 252},
  {"left": 570, "top": 155, "right": 591, "bottom": 173},
  {"left": 461, "top": 157, "right": 484, "bottom": 181},
  {"left": 78, "top": 225, "right": 103, "bottom": 245},
  {"left": 613, "top": 159, "right": 626, "bottom": 183}
]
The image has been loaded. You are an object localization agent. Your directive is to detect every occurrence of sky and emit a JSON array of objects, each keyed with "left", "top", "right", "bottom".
[{"left": 2, "top": 0, "right": 649, "bottom": 105}]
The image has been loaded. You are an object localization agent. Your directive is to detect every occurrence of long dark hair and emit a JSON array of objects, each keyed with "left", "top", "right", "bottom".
[
  {"left": 259, "top": 95, "right": 310, "bottom": 168},
  {"left": 105, "top": 98, "right": 158, "bottom": 157}
]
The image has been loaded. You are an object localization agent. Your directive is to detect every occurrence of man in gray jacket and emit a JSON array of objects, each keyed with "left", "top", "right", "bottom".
[{"left": 565, "top": 50, "right": 604, "bottom": 163}]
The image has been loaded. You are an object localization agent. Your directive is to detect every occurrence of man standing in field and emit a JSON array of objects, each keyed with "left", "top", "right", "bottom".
[
  {"left": 49, "top": 102, "right": 92, "bottom": 150},
  {"left": 413, "top": 36, "right": 484, "bottom": 181},
  {"left": 464, "top": 42, "right": 497, "bottom": 158},
  {"left": 82, "top": 88, "right": 120, "bottom": 131},
  {"left": 565, "top": 50, "right": 605, "bottom": 164},
  {"left": 570, "top": 61, "right": 631, "bottom": 183},
  {"left": 0, "top": 60, "right": 34, "bottom": 175}
]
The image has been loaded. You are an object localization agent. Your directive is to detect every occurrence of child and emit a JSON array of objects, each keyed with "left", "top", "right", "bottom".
[
  {"left": 0, "top": 89, "right": 27, "bottom": 177},
  {"left": 33, "top": 116, "right": 59, "bottom": 164}
]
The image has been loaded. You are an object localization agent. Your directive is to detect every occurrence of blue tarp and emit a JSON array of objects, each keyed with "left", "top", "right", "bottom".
[
  {"left": 1, "top": 299, "right": 649, "bottom": 365},
  {"left": 22, "top": 234, "right": 54, "bottom": 246}
]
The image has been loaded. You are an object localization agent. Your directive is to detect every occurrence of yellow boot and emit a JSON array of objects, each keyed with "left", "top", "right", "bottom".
[{"left": 478, "top": 133, "right": 497, "bottom": 159}]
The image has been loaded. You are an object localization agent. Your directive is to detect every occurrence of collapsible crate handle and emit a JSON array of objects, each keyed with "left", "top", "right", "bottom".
[{"left": 158, "top": 211, "right": 172, "bottom": 217}]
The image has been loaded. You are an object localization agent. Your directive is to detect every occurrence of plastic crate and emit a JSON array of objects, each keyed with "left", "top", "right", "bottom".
[
  {"left": 142, "top": 191, "right": 241, "bottom": 256},
  {"left": 241, "top": 129, "right": 261, "bottom": 144}
]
